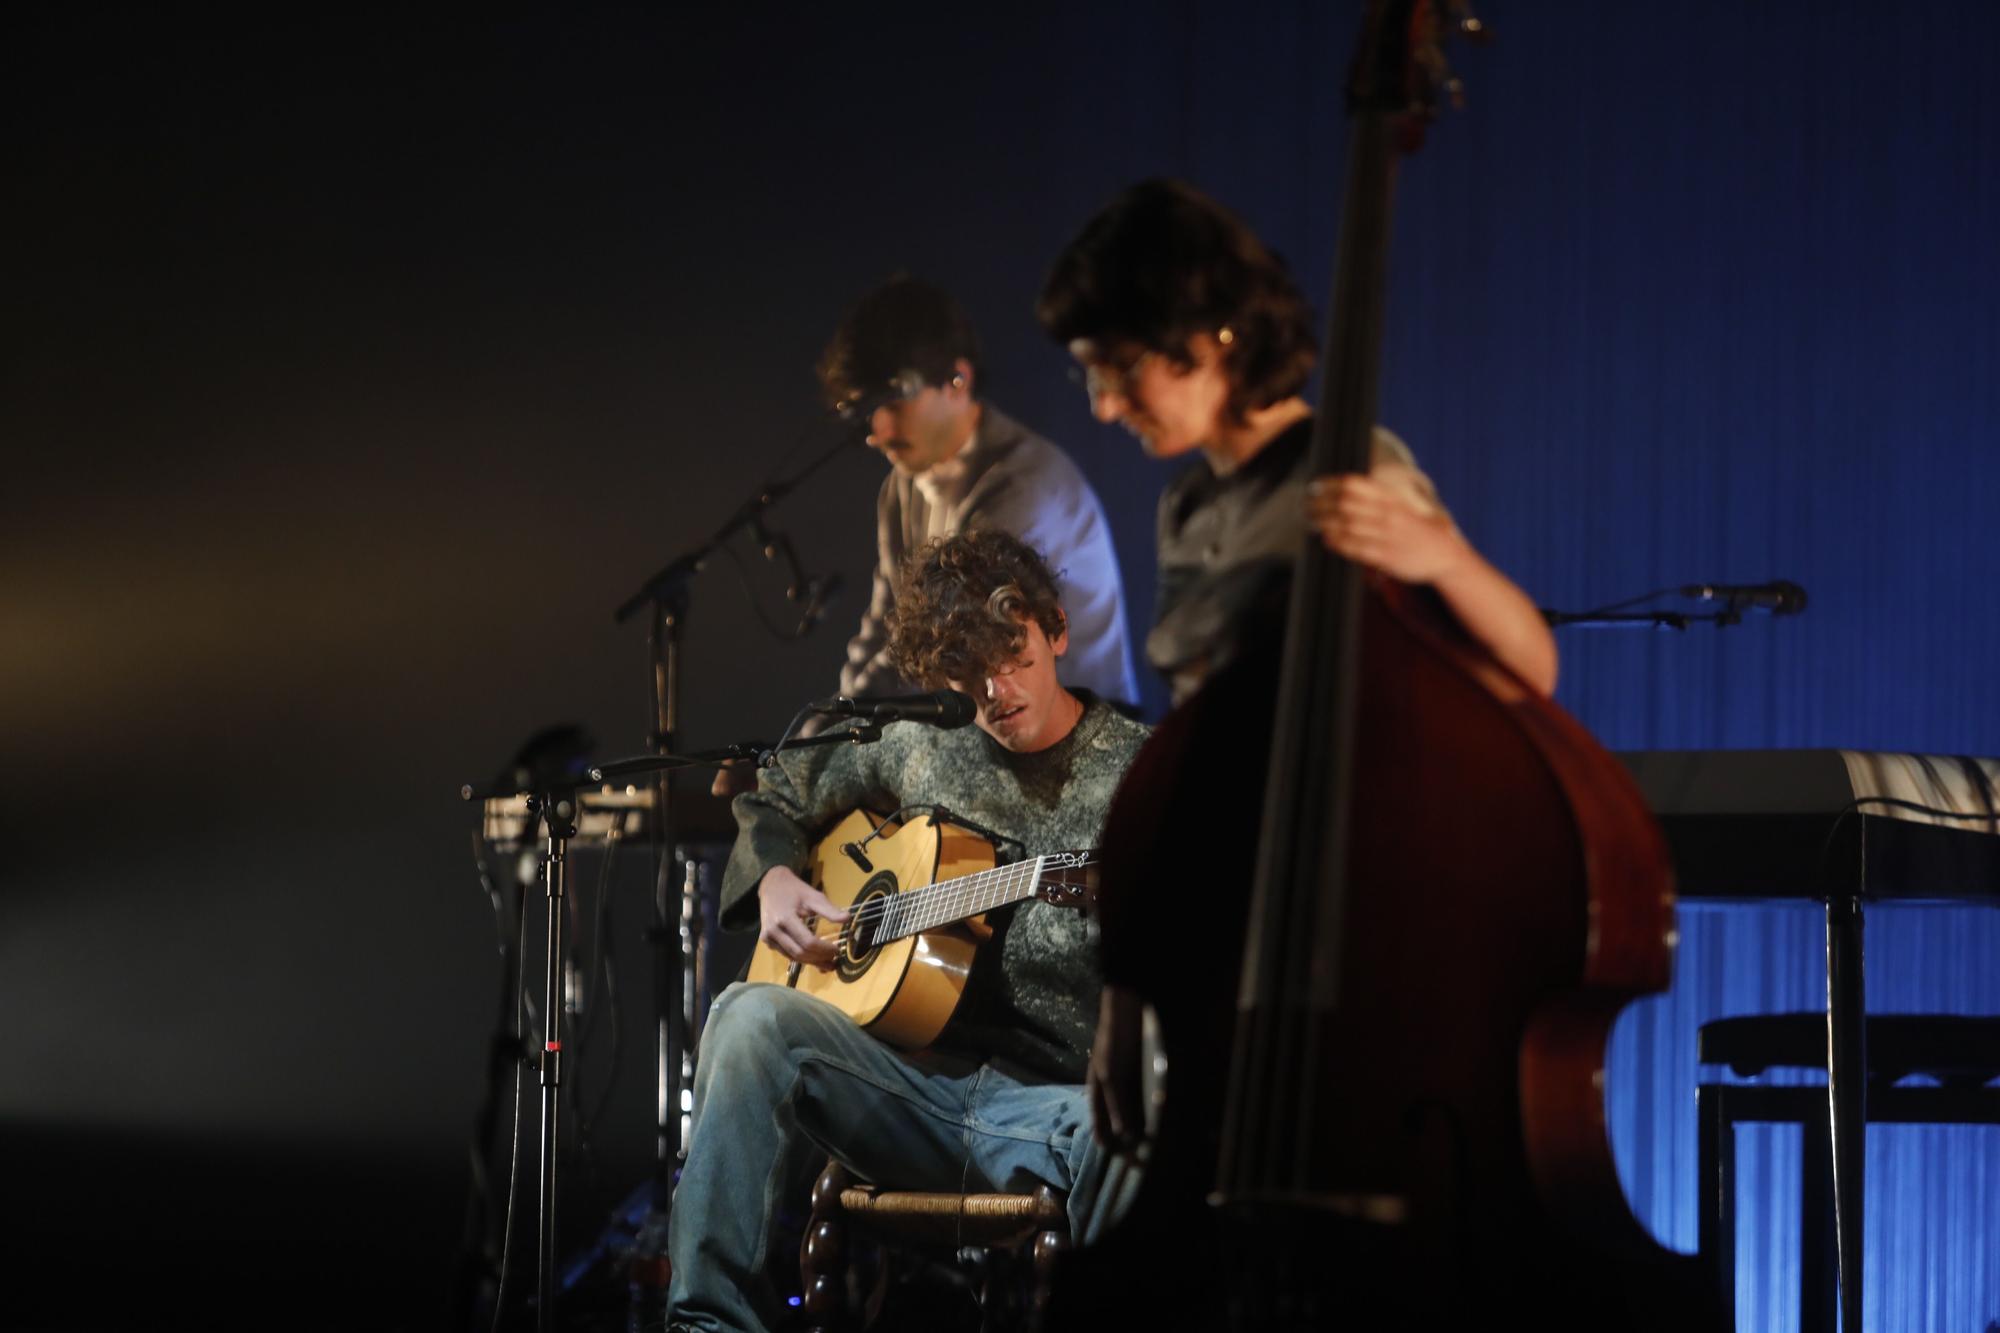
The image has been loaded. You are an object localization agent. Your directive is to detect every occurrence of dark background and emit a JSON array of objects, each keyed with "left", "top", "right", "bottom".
[{"left": 5, "top": 6, "right": 1997, "bottom": 1329}]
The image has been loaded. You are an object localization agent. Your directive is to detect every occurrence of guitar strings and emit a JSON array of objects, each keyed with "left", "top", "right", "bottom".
[
  {"left": 804, "top": 852, "right": 1099, "bottom": 946},
  {"left": 840, "top": 854, "right": 1084, "bottom": 931},
  {"left": 821, "top": 858, "right": 1040, "bottom": 940}
]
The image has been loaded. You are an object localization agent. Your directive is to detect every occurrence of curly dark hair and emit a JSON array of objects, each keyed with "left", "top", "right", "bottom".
[
  {"left": 816, "top": 274, "right": 984, "bottom": 411},
  {"left": 888, "top": 530, "right": 1066, "bottom": 688},
  {"left": 1037, "top": 178, "right": 1318, "bottom": 421}
]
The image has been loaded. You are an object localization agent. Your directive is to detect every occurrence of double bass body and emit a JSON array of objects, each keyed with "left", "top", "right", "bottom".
[
  {"left": 1041, "top": 8, "right": 1723, "bottom": 1325},
  {"left": 1062, "top": 581, "right": 1719, "bottom": 1328}
]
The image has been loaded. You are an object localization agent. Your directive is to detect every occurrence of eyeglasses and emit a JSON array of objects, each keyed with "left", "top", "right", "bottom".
[
  {"left": 835, "top": 369, "right": 928, "bottom": 422},
  {"left": 1067, "top": 349, "right": 1156, "bottom": 403}
]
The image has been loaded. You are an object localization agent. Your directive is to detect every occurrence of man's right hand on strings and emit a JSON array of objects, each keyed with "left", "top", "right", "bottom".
[{"left": 757, "top": 865, "right": 849, "bottom": 970}]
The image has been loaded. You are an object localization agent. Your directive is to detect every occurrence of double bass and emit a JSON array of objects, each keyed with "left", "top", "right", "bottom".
[{"left": 1052, "top": 5, "right": 1725, "bottom": 1328}]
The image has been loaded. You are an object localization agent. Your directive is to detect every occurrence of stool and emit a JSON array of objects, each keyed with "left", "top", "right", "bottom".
[
  {"left": 1696, "top": 1013, "right": 2000, "bottom": 1330},
  {"left": 799, "top": 1160, "right": 1069, "bottom": 1333}
]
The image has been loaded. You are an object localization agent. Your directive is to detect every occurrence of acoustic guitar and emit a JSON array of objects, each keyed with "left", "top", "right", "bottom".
[{"left": 744, "top": 808, "right": 1096, "bottom": 1049}]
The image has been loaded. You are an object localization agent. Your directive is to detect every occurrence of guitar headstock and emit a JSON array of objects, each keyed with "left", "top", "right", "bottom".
[
  {"left": 1348, "top": 0, "right": 1490, "bottom": 153},
  {"left": 1035, "top": 850, "right": 1099, "bottom": 910}
]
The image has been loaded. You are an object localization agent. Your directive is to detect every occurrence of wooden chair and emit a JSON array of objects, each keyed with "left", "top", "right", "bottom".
[{"left": 798, "top": 1160, "right": 1070, "bottom": 1333}]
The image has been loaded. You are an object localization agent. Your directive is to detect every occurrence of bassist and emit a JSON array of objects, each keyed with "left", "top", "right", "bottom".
[{"left": 1037, "top": 179, "right": 1560, "bottom": 1151}]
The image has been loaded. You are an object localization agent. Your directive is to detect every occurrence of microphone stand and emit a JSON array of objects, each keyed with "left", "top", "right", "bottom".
[
  {"left": 608, "top": 430, "right": 856, "bottom": 1304},
  {"left": 454, "top": 775, "right": 589, "bottom": 1333},
  {"left": 1543, "top": 582, "right": 1808, "bottom": 631},
  {"left": 587, "top": 726, "right": 885, "bottom": 787},
  {"left": 455, "top": 722, "right": 878, "bottom": 1332},
  {"left": 1541, "top": 609, "right": 1691, "bottom": 630},
  {"left": 1541, "top": 606, "right": 1782, "bottom": 630}
]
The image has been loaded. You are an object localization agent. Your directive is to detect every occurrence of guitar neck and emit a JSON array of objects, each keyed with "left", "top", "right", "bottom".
[{"left": 878, "top": 855, "right": 1078, "bottom": 941}]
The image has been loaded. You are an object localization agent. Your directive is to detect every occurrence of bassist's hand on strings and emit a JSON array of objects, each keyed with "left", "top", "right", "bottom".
[
  {"left": 1308, "top": 468, "right": 1560, "bottom": 696},
  {"left": 1306, "top": 469, "right": 1465, "bottom": 585},
  {"left": 757, "top": 865, "right": 849, "bottom": 970}
]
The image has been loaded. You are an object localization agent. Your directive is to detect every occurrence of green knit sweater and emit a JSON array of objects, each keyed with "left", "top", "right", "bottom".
[{"left": 720, "top": 696, "right": 1149, "bottom": 1082}]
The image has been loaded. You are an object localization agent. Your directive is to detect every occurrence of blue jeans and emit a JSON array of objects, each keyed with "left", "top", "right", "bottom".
[{"left": 666, "top": 982, "right": 1121, "bottom": 1333}]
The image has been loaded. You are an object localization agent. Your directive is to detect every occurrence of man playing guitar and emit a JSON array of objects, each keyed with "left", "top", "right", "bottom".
[{"left": 667, "top": 530, "right": 1148, "bottom": 1333}]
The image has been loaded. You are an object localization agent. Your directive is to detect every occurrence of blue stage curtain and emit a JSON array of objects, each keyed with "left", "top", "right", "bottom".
[
  {"left": 1139, "top": 2, "right": 2000, "bottom": 1326},
  {"left": 1375, "top": 4, "right": 2000, "bottom": 1326}
]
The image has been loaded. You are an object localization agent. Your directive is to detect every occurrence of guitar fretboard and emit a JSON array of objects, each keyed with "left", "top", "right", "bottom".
[{"left": 862, "top": 853, "right": 1091, "bottom": 942}]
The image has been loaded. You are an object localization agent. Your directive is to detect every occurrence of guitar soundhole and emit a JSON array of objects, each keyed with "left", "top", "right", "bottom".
[{"left": 836, "top": 876, "right": 897, "bottom": 983}]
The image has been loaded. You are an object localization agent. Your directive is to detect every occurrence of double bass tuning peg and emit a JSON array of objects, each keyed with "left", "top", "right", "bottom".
[
  {"left": 1445, "top": 0, "right": 1490, "bottom": 41},
  {"left": 1416, "top": 1, "right": 1489, "bottom": 115}
]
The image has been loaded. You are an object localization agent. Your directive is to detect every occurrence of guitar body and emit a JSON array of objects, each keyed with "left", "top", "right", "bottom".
[{"left": 744, "top": 809, "right": 997, "bottom": 1049}]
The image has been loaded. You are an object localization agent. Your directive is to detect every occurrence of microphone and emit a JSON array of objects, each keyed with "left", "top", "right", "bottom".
[
  {"left": 797, "top": 573, "right": 842, "bottom": 632},
  {"left": 810, "top": 689, "right": 977, "bottom": 728},
  {"left": 1680, "top": 580, "right": 1808, "bottom": 615}
]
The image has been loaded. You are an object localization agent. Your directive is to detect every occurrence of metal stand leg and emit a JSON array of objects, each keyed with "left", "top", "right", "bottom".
[
  {"left": 1697, "top": 1084, "right": 1738, "bottom": 1326},
  {"left": 531, "top": 795, "right": 579, "bottom": 1333},
  {"left": 1800, "top": 1109, "right": 1838, "bottom": 1332},
  {"left": 1824, "top": 892, "right": 1866, "bottom": 1333}
]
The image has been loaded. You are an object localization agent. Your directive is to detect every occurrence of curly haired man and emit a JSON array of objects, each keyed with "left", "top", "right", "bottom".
[{"left": 667, "top": 530, "right": 1149, "bottom": 1333}]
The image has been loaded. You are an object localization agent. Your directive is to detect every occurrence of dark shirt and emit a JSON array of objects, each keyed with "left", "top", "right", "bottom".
[{"left": 1148, "top": 420, "right": 1436, "bottom": 702}]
